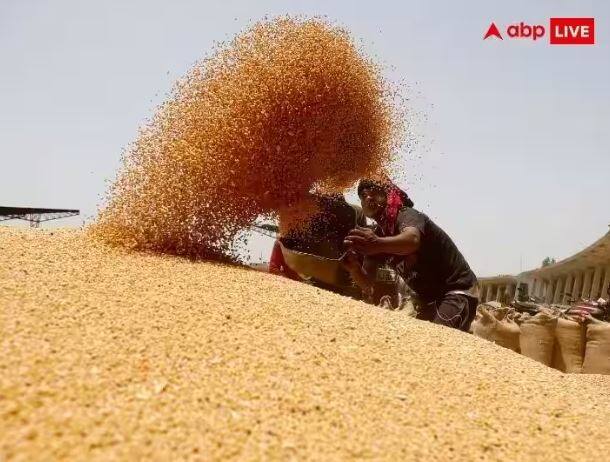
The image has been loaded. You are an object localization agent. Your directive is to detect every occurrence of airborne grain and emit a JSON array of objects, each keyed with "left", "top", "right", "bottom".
[{"left": 92, "top": 17, "right": 402, "bottom": 260}]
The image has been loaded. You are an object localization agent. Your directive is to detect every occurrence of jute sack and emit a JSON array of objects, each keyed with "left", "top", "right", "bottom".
[
  {"left": 472, "top": 306, "right": 521, "bottom": 352},
  {"left": 519, "top": 312, "right": 557, "bottom": 366},
  {"left": 468, "top": 311, "right": 481, "bottom": 334},
  {"left": 492, "top": 306, "right": 511, "bottom": 321},
  {"left": 472, "top": 306, "right": 494, "bottom": 338},
  {"left": 582, "top": 318, "right": 610, "bottom": 375},
  {"left": 469, "top": 307, "right": 483, "bottom": 334},
  {"left": 552, "top": 317, "right": 586, "bottom": 373},
  {"left": 513, "top": 312, "right": 531, "bottom": 325}
]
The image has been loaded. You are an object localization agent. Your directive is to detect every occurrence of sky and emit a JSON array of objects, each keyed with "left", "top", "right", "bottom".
[{"left": 1, "top": 0, "right": 609, "bottom": 277}]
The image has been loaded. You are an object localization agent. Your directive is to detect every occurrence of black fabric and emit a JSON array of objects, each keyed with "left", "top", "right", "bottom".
[
  {"left": 375, "top": 207, "right": 477, "bottom": 303},
  {"left": 416, "top": 293, "right": 477, "bottom": 332},
  {"left": 281, "top": 195, "right": 366, "bottom": 259}
]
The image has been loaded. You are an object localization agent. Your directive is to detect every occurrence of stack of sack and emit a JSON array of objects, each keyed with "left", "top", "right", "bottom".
[
  {"left": 471, "top": 304, "right": 610, "bottom": 374},
  {"left": 581, "top": 317, "right": 610, "bottom": 374},
  {"left": 471, "top": 306, "right": 521, "bottom": 353},
  {"left": 519, "top": 311, "right": 557, "bottom": 366}
]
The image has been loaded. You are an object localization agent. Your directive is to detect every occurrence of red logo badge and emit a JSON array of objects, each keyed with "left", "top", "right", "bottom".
[
  {"left": 484, "top": 22, "right": 503, "bottom": 40},
  {"left": 550, "top": 18, "right": 594, "bottom": 45}
]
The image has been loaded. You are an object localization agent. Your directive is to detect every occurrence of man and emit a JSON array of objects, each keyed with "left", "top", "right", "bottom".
[
  {"left": 270, "top": 192, "right": 366, "bottom": 296},
  {"left": 280, "top": 193, "right": 366, "bottom": 258},
  {"left": 343, "top": 179, "right": 478, "bottom": 331}
]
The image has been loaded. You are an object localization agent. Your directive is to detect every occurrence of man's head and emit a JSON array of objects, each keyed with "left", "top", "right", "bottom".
[
  {"left": 357, "top": 179, "right": 388, "bottom": 219},
  {"left": 357, "top": 178, "right": 414, "bottom": 220}
]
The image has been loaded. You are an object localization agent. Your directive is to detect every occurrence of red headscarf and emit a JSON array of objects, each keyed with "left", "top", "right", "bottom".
[{"left": 382, "top": 187, "right": 405, "bottom": 236}]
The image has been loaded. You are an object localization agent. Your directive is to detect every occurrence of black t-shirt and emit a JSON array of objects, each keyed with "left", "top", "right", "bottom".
[{"left": 371, "top": 207, "right": 477, "bottom": 302}]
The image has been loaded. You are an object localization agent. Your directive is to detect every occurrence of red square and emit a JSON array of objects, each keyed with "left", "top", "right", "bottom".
[{"left": 550, "top": 18, "right": 595, "bottom": 45}]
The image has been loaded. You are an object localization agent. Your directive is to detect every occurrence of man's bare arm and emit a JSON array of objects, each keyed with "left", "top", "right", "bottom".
[
  {"left": 344, "top": 226, "right": 421, "bottom": 256},
  {"left": 375, "top": 227, "right": 421, "bottom": 255}
]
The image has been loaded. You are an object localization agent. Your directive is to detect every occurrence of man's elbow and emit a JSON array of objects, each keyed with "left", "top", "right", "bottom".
[{"left": 401, "top": 229, "right": 421, "bottom": 252}]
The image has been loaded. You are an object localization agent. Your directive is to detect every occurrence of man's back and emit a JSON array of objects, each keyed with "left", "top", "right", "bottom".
[{"left": 389, "top": 207, "right": 477, "bottom": 301}]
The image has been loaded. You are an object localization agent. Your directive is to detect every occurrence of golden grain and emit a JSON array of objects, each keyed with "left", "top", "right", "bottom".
[{"left": 1, "top": 228, "right": 609, "bottom": 461}]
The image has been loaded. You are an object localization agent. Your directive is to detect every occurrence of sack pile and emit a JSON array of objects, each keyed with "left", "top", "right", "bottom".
[
  {"left": 552, "top": 317, "right": 586, "bottom": 373},
  {"left": 471, "top": 306, "right": 520, "bottom": 352},
  {"left": 519, "top": 312, "right": 557, "bottom": 366},
  {"left": 582, "top": 317, "right": 610, "bottom": 374},
  {"left": 472, "top": 304, "right": 609, "bottom": 375}
]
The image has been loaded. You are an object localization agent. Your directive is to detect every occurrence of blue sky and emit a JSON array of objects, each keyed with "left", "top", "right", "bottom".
[{"left": 1, "top": 0, "right": 608, "bottom": 276}]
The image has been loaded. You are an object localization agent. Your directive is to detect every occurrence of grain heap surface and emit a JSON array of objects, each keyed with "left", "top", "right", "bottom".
[
  {"left": 1, "top": 228, "right": 609, "bottom": 461},
  {"left": 92, "top": 17, "right": 401, "bottom": 260}
]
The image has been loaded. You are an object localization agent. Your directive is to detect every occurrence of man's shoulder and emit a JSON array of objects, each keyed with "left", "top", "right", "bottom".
[
  {"left": 398, "top": 206, "right": 427, "bottom": 219},
  {"left": 396, "top": 207, "right": 428, "bottom": 231}
]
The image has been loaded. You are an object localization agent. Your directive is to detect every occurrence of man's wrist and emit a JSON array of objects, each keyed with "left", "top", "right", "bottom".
[{"left": 371, "top": 236, "right": 385, "bottom": 254}]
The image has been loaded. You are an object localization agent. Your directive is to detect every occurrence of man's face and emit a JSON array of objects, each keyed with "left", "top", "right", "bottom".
[{"left": 360, "top": 186, "right": 387, "bottom": 219}]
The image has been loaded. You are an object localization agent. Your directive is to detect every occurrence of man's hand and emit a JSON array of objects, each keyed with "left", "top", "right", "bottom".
[
  {"left": 339, "top": 249, "right": 375, "bottom": 302},
  {"left": 340, "top": 250, "right": 361, "bottom": 272},
  {"left": 344, "top": 226, "right": 381, "bottom": 256}
]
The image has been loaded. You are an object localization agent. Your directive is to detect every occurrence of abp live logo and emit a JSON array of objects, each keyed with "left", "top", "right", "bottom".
[{"left": 484, "top": 18, "right": 595, "bottom": 45}]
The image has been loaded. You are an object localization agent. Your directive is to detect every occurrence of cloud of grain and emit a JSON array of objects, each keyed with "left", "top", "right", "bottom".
[{"left": 92, "top": 17, "right": 404, "bottom": 260}]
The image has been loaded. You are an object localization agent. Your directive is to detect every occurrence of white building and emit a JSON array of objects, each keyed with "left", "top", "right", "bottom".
[{"left": 479, "top": 228, "right": 610, "bottom": 305}]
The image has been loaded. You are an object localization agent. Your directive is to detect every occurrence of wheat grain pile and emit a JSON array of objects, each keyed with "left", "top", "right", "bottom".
[
  {"left": 1, "top": 228, "right": 609, "bottom": 461},
  {"left": 92, "top": 17, "right": 401, "bottom": 260}
]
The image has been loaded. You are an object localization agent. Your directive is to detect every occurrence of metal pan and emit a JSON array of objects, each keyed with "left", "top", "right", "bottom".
[{"left": 279, "top": 242, "right": 350, "bottom": 287}]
